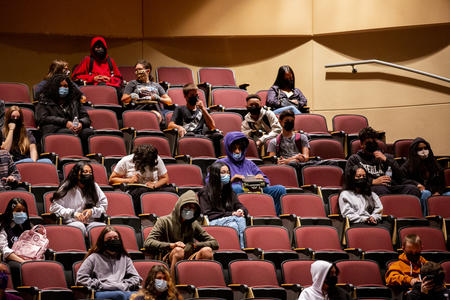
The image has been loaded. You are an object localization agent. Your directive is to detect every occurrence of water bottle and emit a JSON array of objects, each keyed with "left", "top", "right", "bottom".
[
  {"left": 72, "top": 116, "right": 79, "bottom": 135},
  {"left": 385, "top": 166, "right": 392, "bottom": 177}
]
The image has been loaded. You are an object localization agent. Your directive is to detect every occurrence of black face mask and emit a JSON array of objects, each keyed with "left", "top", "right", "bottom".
[
  {"left": 247, "top": 106, "right": 261, "bottom": 116},
  {"left": 105, "top": 239, "right": 122, "bottom": 253},
  {"left": 325, "top": 275, "right": 338, "bottom": 287},
  {"left": 406, "top": 252, "right": 421, "bottom": 264},
  {"left": 187, "top": 95, "right": 198, "bottom": 106},
  {"left": 365, "top": 140, "right": 378, "bottom": 153},
  {"left": 94, "top": 48, "right": 106, "bottom": 60},
  {"left": 354, "top": 178, "right": 368, "bottom": 189},
  {"left": 283, "top": 120, "right": 294, "bottom": 131},
  {"left": 80, "top": 174, "right": 93, "bottom": 185}
]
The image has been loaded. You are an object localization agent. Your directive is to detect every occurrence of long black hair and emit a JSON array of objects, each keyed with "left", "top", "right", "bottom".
[
  {"left": 273, "top": 65, "right": 295, "bottom": 90},
  {"left": 206, "top": 161, "right": 233, "bottom": 210},
  {"left": 406, "top": 137, "right": 440, "bottom": 180},
  {"left": 41, "top": 73, "right": 82, "bottom": 105},
  {"left": 0, "top": 198, "right": 31, "bottom": 231},
  {"left": 133, "top": 144, "right": 159, "bottom": 174},
  {"left": 85, "top": 226, "right": 128, "bottom": 258},
  {"left": 342, "top": 165, "right": 376, "bottom": 214},
  {"left": 52, "top": 161, "right": 99, "bottom": 208}
]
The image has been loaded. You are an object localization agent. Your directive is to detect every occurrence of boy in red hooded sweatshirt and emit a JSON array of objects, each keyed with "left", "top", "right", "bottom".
[{"left": 72, "top": 37, "right": 123, "bottom": 89}]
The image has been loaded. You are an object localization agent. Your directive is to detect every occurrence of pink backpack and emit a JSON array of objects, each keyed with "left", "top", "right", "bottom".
[{"left": 11, "top": 225, "right": 49, "bottom": 260}]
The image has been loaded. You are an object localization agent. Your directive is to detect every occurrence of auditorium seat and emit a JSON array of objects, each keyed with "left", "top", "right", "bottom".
[
  {"left": 177, "top": 136, "right": 217, "bottom": 175},
  {"left": 87, "top": 108, "right": 122, "bottom": 137},
  {"left": 167, "top": 87, "right": 207, "bottom": 106},
  {"left": 104, "top": 191, "right": 140, "bottom": 232},
  {"left": 210, "top": 112, "right": 243, "bottom": 137},
  {"left": 80, "top": 85, "right": 122, "bottom": 114},
  {"left": 210, "top": 88, "right": 248, "bottom": 116},
  {"left": 259, "top": 165, "right": 302, "bottom": 193},
  {"left": 238, "top": 193, "right": 281, "bottom": 226},
  {"left": 63, "top": 162, "right": 112, "bottom": 191},
  {"left": 0, "top": 82, "right": 33, "bottom": 109},
  {"left": 165, "top": 164, "right": 204, "bottom": 194},
  {"left": 139, "top": 192, "right": 178, "bottom": 227},
  {"left": 157, "top": 66, "right": 195, "bottom": 87},
  {"left": 0, "top": 190, "right": 42, "bottom": 224}
]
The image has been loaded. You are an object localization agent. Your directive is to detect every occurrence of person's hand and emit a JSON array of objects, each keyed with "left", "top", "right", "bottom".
[
  {"left": 278, "top": 157, "right": 289, "bottom": 165},
  {"left": 255, "top": 174, "right": 265, "bottom": 180},
  {"left": 128, "top": 174, "right": 139, "bottom": 184},
  {"left": 66, "top": 121, "right": 73, "bottom": 130},
  {"left": 171, "top": 241, "right": 185, "bottom": 249},
  {"left": 231, "top": 174, "right": 245, "bottom": 182},
  {"left": 178, "top": 126, "right": 187, "bottom": 137},
  {"left": 82, "top": 209, "right": 92, "bottom": 220},
  {"left": 3, "top": 176, "right": 17, "bottom": 183},
  {"left": 102, "top": 76, "right": 111, "bottom": 83},
  {"left": 417, "top": 184, "right": 426, "bottom": 191},
  {"left": 196, "top": 100, "right": 205, "bottom": 110},
  {"left": 8, "top": 122, "right": 16, "bottom": 131},
  {"left": 73, "top": 122, "right": 82, "bottom": 133},
  {"left": 410, "top": 277, "right": 421, "bottom": 286},
  {"left": 372, "top": 176, "right": 391, "bottom": 186},
  {"left": 295, "top": 153, "right": 307, "bottom": 162},
  {"left": 235, "top": 209, "right": 244, "bottom": 217},
  {"left": 146, "top": 182, "right": 157, "bottom": 189},
  {"left": 290, "top": 99, "right": 299, "bottom": 105},
  {"left": 256, "top": 140, "right": 262, "bottom": 148},
  {"left": 74, "top": 212, "right": 85, "bottom": 222},
  {"left": 367, "top": 216, "right": 377, "bottom": 224},
  {"left": 93, "top": 75, "right": 104, "bottom": 83},
  {"left": 421, "top": 277, "right": 434, "bottom": 294},
  {"left": 373, "top": 151, "right": 386, "bottom": 162}
]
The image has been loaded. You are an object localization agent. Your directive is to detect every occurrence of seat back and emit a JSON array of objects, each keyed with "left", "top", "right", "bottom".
[
  {"left": 336, "top": 260, "right": 384, "bottom": 286},
  {"left": 203, "top": 226, "right": 242, "bottom": 251},
  {"left": 88, "top": 135, "right": 127, "bottom": 157},
  {"left": 441, "top": 261, "right": 450, "bottom": 285},
  {"left": 198, "top": 68, "right": 236, "bottom": 87},
  {"left": 122, "top": 110, "right": 160, "bottom": 131},
  {"left": 427, "top": 195, "right": 450, "bottom": 218},
  {"left": 294, "top": 114, "right": 328, "bottom": 133},
  {"left": 80, "top": 85, "right": 119, "bottom": 106},
  {"left": 229, "top": 260, "right": 279, "bottom": 287},
  {"left": 16, "top": 162, "right": 59, "bottom": 186},
  {"left": 302, "top": 165, "right": 343, "bottom": 187},
  {"left": 133, "top": 260, "right": 168, "bottom": 282},
  {"left": 157, "top": 67, "right": 195, "bottom": 86},
  {"left": 244, "top": 226, "right": 291, "bottom": 250},
  {"left": 332, "top": 114, "right": 368, "bottom": 134},
  {"left": 380, "top": 195, "right": 423, "bottom": 218},
  {"left": 104, "top": 192, "right": 135, "bottom": 217},
  {"left": 282, "top": 260, "right": 314, "bottom": 286},
  {"left": 44, "top": 134, "right": 84, "bottom": 158},
  {"left": 393, "top": 139, "right": 414, "bottom": 158},
  {"left": 281, "top": 194, "right": 327, "bottom": 217},
  {"left": 140, "top": 192, "right": 178, "bottom": 216},
  {"left": 350, "top": 139, "right": 387, "bottom": 155},
  {"left": 167, "top": 87, "right": 207, "bottom": 106},
  {"left": 238, "top": 194, "right": 277, "bottom": 217},
  {"left": 45, "top": 225, "right": 87, "bottom": 252},
  {"left": 0, "top": 82, "right": 30, "bottom": 104},
  {"left": 0, "top": 191, "right": 39, "bottom": 216},
  {"left": 88, "top": 225, "right": 139, "bottom": 251},
  {"left": 398, "top": 227, "right": 447, "bottom": 251},
  {"left": 63, "top": 163, "right": 109, "bottom": 186},
  {"left": 6, "top": 106, "right": 36, "bottom": 128},
  {"left": 210, "top": 112, "right": 243, "bottom": 136},
  {"left": 211, "top": 88, "right": 248, "bottom": 108},
  {"left": 133, "top": 136, "right": 173, "bottom": 158},
  {"left": 259, "top": 165, "right": 300, "bottom": 188},
  {"left": 118, "top": 66, "right": 136, "bottom": 83},
  {"left": 294, "top": 226, "right": 342, "bottom": 251},
  {"left": 445, "top": 169, "right": 450, "bottom": 186},
  {"left": 165, "top": 164, "right": 203, "bottom": 187},
  {"left": 178, "top": 137, "right": 216, "bottom": 158},
  {"left": 43, "top": 191, "right": 54, "bottom": 213},
  {"left": 255, "top": 90, "right": 268, "bottom": 107},
  {"left": 21, "top": 261, "right": 68, "bottom": 288},
  {"left": 328, "top": 194, "right": 340, "bottom": 215},
  {"left": 346, "top": 227, "right": 394, "bottom": 251},
  {"left": 176, "top": 260, "right": 227, "bottom": 287},
  {"left": 309, "top": 139, "right": 345, "bottom": 159},
  {"left": 142, "top": 226, "right": 153, "bottom": 242},
  {"left": 87, "top": 109, "right": 120, "bottom": 130}
]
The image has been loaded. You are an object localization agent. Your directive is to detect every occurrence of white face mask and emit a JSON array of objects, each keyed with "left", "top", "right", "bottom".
[
  {"left": 154, "top": 279, "right": 168, "bottom": 292},
  {"left": 417, "top": 149, "right": 429, "bottom": 158}
]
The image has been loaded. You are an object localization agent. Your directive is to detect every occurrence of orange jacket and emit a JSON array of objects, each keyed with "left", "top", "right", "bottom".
[{"left": 385, "top": 252, "right": 427, "bottom": 287}]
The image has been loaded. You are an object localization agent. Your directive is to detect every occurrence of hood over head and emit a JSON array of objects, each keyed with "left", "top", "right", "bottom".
[
  {"left": 90, "top": 36, "right": 108, "bottom": 59},
  {"left": 224, "top": 131, "right": 249, "bottom": 163},
  {"left": 409, "top": 137, "right": 433, "bottom": 159},
  {"left": 299, "top": 260, "right": 333, "bottom": 299},
  {"left": 171, "top": 190, "right": 201, "bottom": 222}
]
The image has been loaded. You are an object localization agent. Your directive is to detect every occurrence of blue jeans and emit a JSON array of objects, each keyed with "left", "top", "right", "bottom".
[
  {"left": 272, "top": 105, "right": 301, "bottom": 115},
  {"left": 95, "top": 291, "right": 134, "bottom": 300},
  {"left": 15, "top": 158, "right": 53, "bottom": 164},
  {"left": 232, "top": 184, "right": 286, "bottom": 216},
  {"left": 210, "top": 216, "right": 246, "bottom": 248},
  {"left": 420, "top": 190, "right": 450, "bottom": 216}
]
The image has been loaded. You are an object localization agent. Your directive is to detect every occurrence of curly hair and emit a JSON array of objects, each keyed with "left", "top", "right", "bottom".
[
  {"left": 136, "top": 264, "right": 181, "bottom": 300},
  {"left": 41, "top": 73, "right": 82, "bottom": 104},
  {"left": 132, "top": 144, "right": 159, "bottom": 174}
]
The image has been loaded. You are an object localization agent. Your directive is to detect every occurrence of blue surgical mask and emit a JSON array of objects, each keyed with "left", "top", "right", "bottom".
[
  {"left": 181, "top": 208, "right": 195, "bottom": 221},
  {"left": 221, "top": 174, "right": 230, "bottom": 184},
  {"left": 13, "top": 212, "right": 27, "bottom": 225},
  {"left": 59, "top": 86, "right": 69, "bottom": 97},
  {"left": 154, "top": 279, "right": 168, "bottom": 292},
  {"left": 232, "top": 152, "right": 242, "bottom": 160}
]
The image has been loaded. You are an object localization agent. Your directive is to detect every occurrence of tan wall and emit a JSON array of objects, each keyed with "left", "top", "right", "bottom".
[{"left": 0, "top": 1, "right": 449, "bottom": 154}]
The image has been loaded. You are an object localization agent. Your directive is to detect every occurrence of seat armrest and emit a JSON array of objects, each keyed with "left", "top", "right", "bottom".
[{"left": 86, "top": 153, "right": 103, "bottom": 165}]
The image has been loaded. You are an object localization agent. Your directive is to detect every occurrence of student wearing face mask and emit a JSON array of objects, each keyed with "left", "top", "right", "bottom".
[
  {"left": 109, "top": 144, "right": 176, "bottom": 215},
  {"left": 0, "top": 198, "right": 32, "bottom": 287},
  {"left": 241, "top": 94, "right": 281, "bottom": 149},
  {"left": 401, "top": 137, "right": 450, "bottom": 216},
  {"left": 267, "top": 65, "right": 308, "bottom": 115},
  {"left": 386, "top": 234, "right": 428, "bottom": 294},
  {"left": 144, "top": 190, "right": 219, "bottom": 279},
  {"left": 72, "top": 37, "right": 123, "bottom": 90},
  {"left": 1, "top": 106, "right": 52, "bottom": 164},
  {"left": 345, "top": 127, "right": 420, "bottom": 198},
  {"left": 338, "top": 166, "right": 383, "bottom": 225},
  {"left": 130, "top": 264, "right": 182, "bottom": 300},
  {"left": 50, "top": 161, "right": 107, "bottom": 236},
  {"left": 77, "top": 226, "right": 142, "bottom": 300},
  {"left": 35, "top": 74, "right": 94, "bottom": 154},
  {"left": 298, "top": 260, "right": 351, "bottom": 300},
  {"left": 198, "top": 161, "right": 248, "bottom": 248},
  {"left": 121, "top": 60, "right": 172, "bottom": 125}
]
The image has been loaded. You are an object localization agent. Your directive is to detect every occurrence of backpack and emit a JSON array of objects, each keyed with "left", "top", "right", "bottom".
[
  {"left": 275, "top": 132, "right": 307, "bottom": 157},
  {"left": 11, "top": 225, "right": 49, "bottom": 261}
]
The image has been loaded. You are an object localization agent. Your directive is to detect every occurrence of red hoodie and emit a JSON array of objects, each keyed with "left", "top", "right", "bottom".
[{"left": 72, "top": 37, "right": 122, "bottom": 87}]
